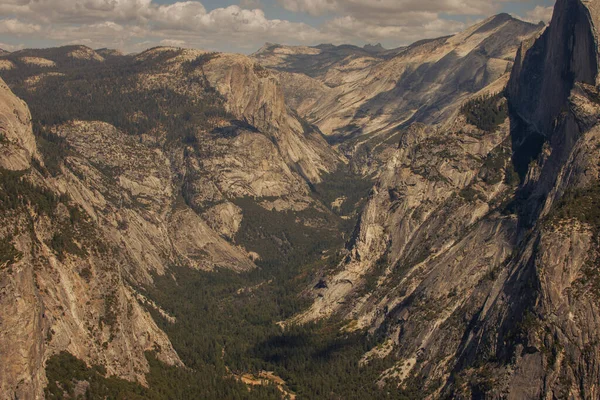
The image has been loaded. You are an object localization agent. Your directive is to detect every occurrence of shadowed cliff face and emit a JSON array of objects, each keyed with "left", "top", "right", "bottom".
[
  {"left": 298, "top": 1, "right": 600, "bottom": 397},
  {"left": 508, "top": 0, "right": 597, "bottom": 136}
]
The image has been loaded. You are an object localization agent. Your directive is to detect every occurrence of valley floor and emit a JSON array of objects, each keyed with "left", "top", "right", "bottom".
[{"left": 45, "top": 170, "right": 421, "bottom": 400}]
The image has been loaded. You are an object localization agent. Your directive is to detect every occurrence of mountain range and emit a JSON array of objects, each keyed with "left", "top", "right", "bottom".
[{"left": 0, "top": 1, "right": 599, "bottom": 399}]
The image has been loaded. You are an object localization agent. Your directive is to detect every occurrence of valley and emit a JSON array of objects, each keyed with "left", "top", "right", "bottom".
[{"left": 1, "top": 1, "right": 600, "bottom": 399}]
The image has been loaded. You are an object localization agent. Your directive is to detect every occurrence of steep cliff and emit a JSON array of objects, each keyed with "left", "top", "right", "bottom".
[
  {"left": 203, "top": 53, "right": 342, "bottom": 185},
  {"left": 0, "top": 79, "right": 37, "bottom": 171},
  {"left": 2, "top": 4, "right": 599, "bottom": 399},
  {"left": 298, "top": 1, "right": 600, "bottom": 397},
  {"left": 0, "top": 39, "right": 350, "bottom": 398},
  {"left": 0, "top": 81, "right": 183, "bottom": 400}
]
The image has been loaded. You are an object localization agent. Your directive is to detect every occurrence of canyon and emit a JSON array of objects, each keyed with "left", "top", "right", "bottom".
[{"left": 0, "top": 1, "right": 599, "bottom": 399}]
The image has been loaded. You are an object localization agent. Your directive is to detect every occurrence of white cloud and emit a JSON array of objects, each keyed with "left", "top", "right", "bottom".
[
  {"left": 0, "top": 1, "right": 326, "bottom": 52},
  {"left": 0, "top": 18, "right": 41, "bottom": 34},
  {"left": 159, "top": 38, "right": 187, "bottom": 46},
  {"left": 0, "top": 0, "right": 549, "bottom": 53},
  {"left": 0, "top": 0, "right": 153, "bottom": 24},
  {"left": 523, "top": 5, "right": 553, "bottom": 24},
  {"left": 0, "top": 42, "right": 25, "bottom": 52},
  {"left": 277, "top": 0, "right": 501, "bottom": 19},
  {"left": 321, "top": 14, "right": 465, "bottom": 44},
  {"left": 278, "top": 0, "right": 337, "bottom": 16},
  {"left": 275, "top": 0, "right": 496, "bottom": 49}
]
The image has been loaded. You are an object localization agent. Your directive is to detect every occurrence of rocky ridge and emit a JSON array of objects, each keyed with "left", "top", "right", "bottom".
[
  {"left": 297, "top": 1, "right": 600, "bottom": 397},
  {"left": 1, "top": 3, "right": 599, "bottom": 399},
  {"left": 254, "top": 14, "right": 543, "bottom": 151},
  {"left": 0, "top": 44, "right": 343, "bottom": 398}
]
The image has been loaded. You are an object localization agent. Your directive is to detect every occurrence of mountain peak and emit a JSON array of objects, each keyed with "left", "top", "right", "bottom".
[
  {"left": 95, "top": 48, "right": 124, "bottom": 57},
  {"left": 363, "top": 43, "right": 386, "bottom": 53},
  {"left": 493, "top": 12, "right": 513, "bottom": 21}
]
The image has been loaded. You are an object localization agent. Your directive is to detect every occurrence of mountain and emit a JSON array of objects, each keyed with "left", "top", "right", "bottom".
[
  {"left": 2, "top": 45, "right": 106, "bottom": 67},
  {"left": 1, "top": 4, "right": 600, "bottom": 399},
  {"left": 254, "top": 14, "right": 543, "bottom": 149},
  {"left": 254, "top": 42, "right": 384, "bottom": 78},
  {"left": 363, "top": 43, "right": 386, "bottom": 54},
  {"left": 0, "top": 45, "right": 351, "bottom": 399},
  {"left": 297, "top": 1, "right": 600, "bottom": 397},
  {"left": 95, "top": 48, "right": 124, "bottom": 58}
]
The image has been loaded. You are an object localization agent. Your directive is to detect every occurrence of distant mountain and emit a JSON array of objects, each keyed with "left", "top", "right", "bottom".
[
  {"left": 2, "top": 3, "right": 600, "bottom": 399},
  {"left": 363, "top": 43, "right": 385, "bottom": 53},
  {"left": 95, "top": 48, "right": 125, "bottom": 58},
  {"left": 254, "top": 13, "right": 543, "bottom": 149},
  {"left": 0, "top": 45, "right": 107, "bottom": 69}
]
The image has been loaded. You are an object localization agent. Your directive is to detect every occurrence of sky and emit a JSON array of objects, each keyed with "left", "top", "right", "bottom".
[{"left": 0, "top": 0, "right": 556, "bottom": 54}]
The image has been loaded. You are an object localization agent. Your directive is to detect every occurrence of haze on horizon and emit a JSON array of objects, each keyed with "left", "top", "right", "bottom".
[{"left": 0, "top": 0, "right": 555, "bottom": 55}]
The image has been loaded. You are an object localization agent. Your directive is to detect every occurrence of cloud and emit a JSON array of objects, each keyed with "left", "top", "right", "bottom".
[
  {"left": 0, "top": 42, "right": 25, "bottom": 52},
  {"left": 0, "top": 1, "right": 326, "bottom": 52},
  {"left": 277, "top": 0, "right": 500, "bottom": 19},
  {"left": 523, "top": 5, "right": 553, "bottom": 24},
  {"left": 275, "top": 0, "right": 493, "bottom": 48},
  {"left": 0, "top": 0, "right": 549, "bottom": 54},
  {"left": 0, "top": 0, "right": 153, "bottom": 24},
  {"left": 321, "top": 14, "right": 465, "bottom": 44},
  {"left": 0, "top": 18, "right": 41, "bottom": 34},
  {"left": 159, "top": 38, "right": 187, "bottom": 46},
  {"left": 278, "top": 0, "right": 337, "bottom": 16}
]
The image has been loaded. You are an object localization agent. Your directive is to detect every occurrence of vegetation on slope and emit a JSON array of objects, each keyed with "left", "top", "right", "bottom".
[
  {"left": 549, "top": 183, "right": 600, "bottom": 298},
  {"left": 45, "top": 350, "right": 281, "bottom": 400},
  {"left": 551, "top": 184, "right": 600, "bottom": 228},
  {"left": 461, "top": 93, "right": 508, "bottom": 132},
  {"left": 313, "top": 166, "right": 374, "bottom": 219},
  {"left": 0, "top": 168, "right": 59, "bottom": 215},
  {"left": 2, "top": 50, "right": 411, "bottom": 399},
  {"left": 0, "top": 235, "right": 22, "bottom": 269},
  {"left": 1, "top": 53, "right": 230, "bottom": 147}
]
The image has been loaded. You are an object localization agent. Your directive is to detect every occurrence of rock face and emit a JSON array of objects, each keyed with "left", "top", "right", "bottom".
[
  {"left": 203, "top": 53, "right": 342, "bottom": 185},
  {"left": 255, "top": 15, "right": 543, "bottom": 145},
  {"left": 298, "top": 1, "right": 600, "bottom": 397},
  {"left": 0, "top": 43, "right": 344, "bottom": 398},
  {"left": 0, "top": 79, "right": 37, "bottom": 170},
  {"left": 0, "top": 81, "right": 184, "bottom": 400},
  {"left": 202, "top": 202, "right": 243, "bottom": 241}
]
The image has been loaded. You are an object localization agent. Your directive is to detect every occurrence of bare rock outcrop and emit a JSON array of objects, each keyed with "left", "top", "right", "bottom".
[
  {"left": 202, "top": 202, "right": 243, "bottom": 241},
  {"left": 255, "top": 15, "right": 543, "bottom": 145},
  {"left": 0, "top": 78, "right": 37, "bottom": 170},
  {"left": 297, "top": 1, "right": 600, "bottom": 397},
  {"left": 203, "top": 53, "right": 343, "bottom": 185}
]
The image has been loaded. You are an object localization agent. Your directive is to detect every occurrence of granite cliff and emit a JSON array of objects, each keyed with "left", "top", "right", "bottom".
[
  {"left": 0, "top": 45, "right": 343, "bottom": 399},
  {"left": 1, "top": 2, "right": 600, "bottom": 398},
  {"left": 298, "top": 0, "right": 600, "bottom": 397}
]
